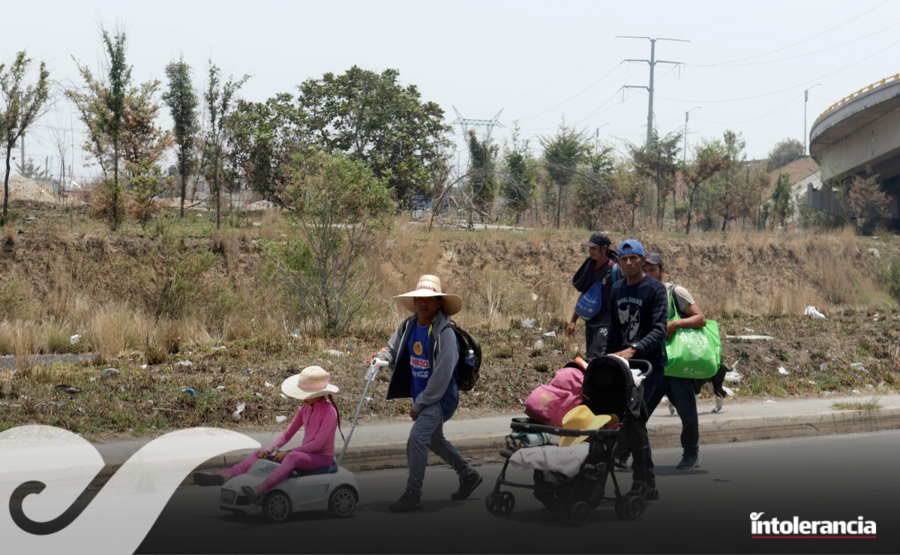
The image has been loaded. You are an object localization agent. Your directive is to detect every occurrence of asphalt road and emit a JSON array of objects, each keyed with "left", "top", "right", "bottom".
[{"left": 132, "top": 429, "right": 900, "bottom": 554}]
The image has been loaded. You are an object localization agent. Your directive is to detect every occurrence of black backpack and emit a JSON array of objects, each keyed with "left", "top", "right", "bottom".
[{"left": 444, "top": 320, "right": 482, "bottom": 392}]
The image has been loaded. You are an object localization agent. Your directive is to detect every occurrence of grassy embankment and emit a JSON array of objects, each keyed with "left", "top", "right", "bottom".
[{"left": 1, "top": 200, "right": 898, "bottom": 438}]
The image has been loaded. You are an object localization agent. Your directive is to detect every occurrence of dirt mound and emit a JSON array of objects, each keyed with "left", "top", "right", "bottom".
[
  {"left": 768, "top": 157, "right": 819, "bottom": 185},
  {"left": 4, "top": 175, "right": 61, "bottom": 204}
]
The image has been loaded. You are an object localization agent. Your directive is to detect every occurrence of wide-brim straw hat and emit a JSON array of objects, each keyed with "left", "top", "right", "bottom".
[
  {"left": 393, "top": 274, "right": 463, "bottom": 316},
  {"left": 559, "top": 406, "right": 618, "bottom": 448},
  {"left": 281, "top": 366, "right": 339, "bottom": 400}
]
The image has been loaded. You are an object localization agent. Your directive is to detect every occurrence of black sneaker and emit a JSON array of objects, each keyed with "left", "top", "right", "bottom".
[
  {"left": 451, "top": 471, "right": 483, "bottom": 500},
  {"left": 193, "top": 472, "right": 226, "bottom": 487},
  {"left": 676, "top": 454, "right": 701, "bottom": 469},
  {"left": 629, "top": 480, "right": 659, "bottom": 501},
  {"left": 389, "top": 491, "right": 423, "bottom": 513}
]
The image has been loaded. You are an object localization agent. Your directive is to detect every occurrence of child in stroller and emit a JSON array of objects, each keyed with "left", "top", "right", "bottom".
[{"left": 486, "top": 355, "right": 652, "bottom": 526}]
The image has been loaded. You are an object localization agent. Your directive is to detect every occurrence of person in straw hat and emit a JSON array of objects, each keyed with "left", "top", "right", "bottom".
[
  {"left": 193, "top": 366, "right": 342, "bottom": 505},
  {"left": 365, "top": 274, "right": 482, "bottom": 512}
]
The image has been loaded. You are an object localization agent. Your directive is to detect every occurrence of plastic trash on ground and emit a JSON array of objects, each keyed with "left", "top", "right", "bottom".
[
  {"left": 55, "top": 385, "right": 81, "bottom": 394},
  {"left": 233, "top": 403, "right": 246, "bottom": 420},
  {"left": 522, "top": 318, "right": 537, "bottom": 329},
  {"left": 804, "top": 306, "right": 826, "bottom": 319},
  {"left": 533, "top": 339, "right": 544, "bottom": 351},
  {"left": 542, "top": 331, "right": 556, "bottom": 338},
  {"left": 176, "top": 360, "right": 193, "bottom": 367},
  {"left": 101, "top": 368, "right": 120, "bottom": 378},
  {"left": 290, "top": 330, "right": 302, "bottom": 339},
  {"left": 275, "top": 416, "right": 287, "bottom": 423},
  {"left": 182, "top": 388, "right": 195, "bottom": 396},
  {"left": 778, "top": 367, "right": 789, "bottom": 375},
  {"left": 70, "top": 334, "right": 81, "bottom": 345},
  {"left": 324, "top": 349, "right": 345, "bottom": 357},
  {"left": 850, "top": 362, "right": 868, "bottom": 372}
]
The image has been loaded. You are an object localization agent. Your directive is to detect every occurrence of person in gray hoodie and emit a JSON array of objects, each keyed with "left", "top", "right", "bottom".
[{"left": 365, "top": 275, "right": 482, "bottom": 513}]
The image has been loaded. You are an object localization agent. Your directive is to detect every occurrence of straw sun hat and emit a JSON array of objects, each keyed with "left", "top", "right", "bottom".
[
  {"left": 281, "top": 366, "right": 339, "bottom": 400},
  {"left": 558, "top": 406, "right": 618, "bottom": 448},
  {"left": 392, "top": 274, "right": 463, "bottom": 316}
]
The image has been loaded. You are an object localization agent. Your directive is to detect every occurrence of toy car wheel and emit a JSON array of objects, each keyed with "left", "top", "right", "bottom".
[
  {"left": 485, "top": 492, "right": 501, "bottom": 514},
  {"left": 328, "top": 486, "right": 357, "bottom": 518},
  {"left": 569, "top": 501, "right": 590, "bottom": 526},
  {"left": 262, "top": 491, "right": 292, "bottom": 523},
  {"left": 625, "top": 495, "right": 645, "bottom": 520},
  {"left": 499, "top": 492, "right": 515, "bottom": 515}
]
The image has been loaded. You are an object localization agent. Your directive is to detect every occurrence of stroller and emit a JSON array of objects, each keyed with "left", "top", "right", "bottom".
[{"left": 485, "top": 355, "right": 652, "bottom": 525}]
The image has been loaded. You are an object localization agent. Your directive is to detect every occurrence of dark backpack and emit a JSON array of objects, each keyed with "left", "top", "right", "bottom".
[{"left": 444, "top": 321, "right": 482, "bottom": 392}]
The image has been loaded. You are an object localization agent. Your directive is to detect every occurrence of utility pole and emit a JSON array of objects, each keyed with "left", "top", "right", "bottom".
[
  {"left": 804, "top": 84, "right": 822, "bottom": 155},
  {"left": 619, "top": 36, "right": 689, "bottom": 145},
  {"left": 683, "top": 107, "right": 701, "bottom": 163}
]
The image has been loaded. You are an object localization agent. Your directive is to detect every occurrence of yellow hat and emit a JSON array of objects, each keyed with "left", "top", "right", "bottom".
[{"left": 559, "top": 406, "right": 618, "bottom": 447}]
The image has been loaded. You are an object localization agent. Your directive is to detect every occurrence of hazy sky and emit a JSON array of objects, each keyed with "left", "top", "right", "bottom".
[{"left": 5, "top": 0, "right": 899, "bottom": 182}]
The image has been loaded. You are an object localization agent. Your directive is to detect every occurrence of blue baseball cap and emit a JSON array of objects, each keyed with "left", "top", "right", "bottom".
[{"left": 618, "top": 239, "right": 645, "bottom": 257}]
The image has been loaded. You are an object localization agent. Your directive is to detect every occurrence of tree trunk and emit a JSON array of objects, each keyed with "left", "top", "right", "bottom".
[
  {"left": 3, "top": 145, "right": 12, "bottom": 219},
  {"left": 112, "top": 142, "right": 119, "bottom": 231},
  {"left": 556, "top": 181, "right": 562, "bottom": 229},
  {"left": 214, "top": 143, "right": 221, "bottom": 230},
  {"left": 685, "top": 187, "right": 697, "bottom": 235},
  {"left": 721, "top": 216, "right": 728, "bottom": 232},
  {"left": 180, "top": 145, "right": 186, "bottom": 218}
]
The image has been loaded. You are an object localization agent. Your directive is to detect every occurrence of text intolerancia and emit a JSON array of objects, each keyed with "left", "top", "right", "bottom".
[{"left": 750, "top": 512, "right": 876, "bottom": 537}]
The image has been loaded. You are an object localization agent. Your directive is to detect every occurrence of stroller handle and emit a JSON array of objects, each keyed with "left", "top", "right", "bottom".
[
  {"left": 510, "top": 421, "right": 621, "bottom": 438},
  {"left": 629, "top": 358, "right": 652, "bottom": 377}
]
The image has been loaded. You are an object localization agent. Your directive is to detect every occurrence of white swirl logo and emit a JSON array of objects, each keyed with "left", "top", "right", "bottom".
[{"left": 0, "top": 425, "right": 259, "bottom": 554}]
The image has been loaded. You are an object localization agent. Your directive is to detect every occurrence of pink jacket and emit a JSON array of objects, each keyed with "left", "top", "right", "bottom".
[
  {"left": 524, "top": 367, "right": 584, "bottom": 427},
  {"left": 266, "top": 397, "right": 338, "bottom": 459}
]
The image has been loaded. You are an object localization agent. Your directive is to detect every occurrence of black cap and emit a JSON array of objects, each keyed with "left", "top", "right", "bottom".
[
  {"left": 645, "top": 252, "right": 665, "bottom": 267},
  {"left": 581, "top": 232, "right": 611, "bottom": 248}
]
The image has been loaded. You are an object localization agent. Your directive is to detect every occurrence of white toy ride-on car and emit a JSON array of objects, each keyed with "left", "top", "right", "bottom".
[{"left": 217, "top": 358, "right": 389, "bottom": 523}]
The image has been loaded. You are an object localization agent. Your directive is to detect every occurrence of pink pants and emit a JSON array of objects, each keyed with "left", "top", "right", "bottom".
[{"left": 219, "top": 449, "right": 333, "bottom": 495}]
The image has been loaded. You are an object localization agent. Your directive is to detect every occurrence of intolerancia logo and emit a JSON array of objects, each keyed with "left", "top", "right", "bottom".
[{"left": 750, "top": 512, "right": 877, "bottom": 538}]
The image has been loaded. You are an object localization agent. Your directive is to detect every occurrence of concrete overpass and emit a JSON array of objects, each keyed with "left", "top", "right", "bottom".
[{"left": 808, "top": 74, "right": 900, "bottom": 225}]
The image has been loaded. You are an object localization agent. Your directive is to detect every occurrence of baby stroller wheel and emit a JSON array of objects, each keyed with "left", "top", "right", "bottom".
[
  {"left": 262, "top": 490, "right": 292, "bottom": 523},
  {"left": 499, "top": 492, "right": 515, "bottom": 515},
  {"left": 624, "top": 495, "right": 644, "bottom": 520},
  {"left": 568, "top": 501, "right": 590, "bottom": 526},
  {"left": 485, "top": 491, "right": 501, "bottom": 514}
]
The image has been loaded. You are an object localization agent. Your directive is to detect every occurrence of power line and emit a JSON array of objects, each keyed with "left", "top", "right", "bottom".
[
  {"left": 693, "top": 92, "right": 804, "bottom": 125},
  {"left": 519, "top": 62, "right": 624, "bottom": 122},
  {"left": 654, "top": 35, "right": 900, "bottom": 104},
  {"left": 688, "top": 0, "right": 889, "bottom": 67},
  {"left": 688, "top": 21, "right": 900, "bottom": 68}
]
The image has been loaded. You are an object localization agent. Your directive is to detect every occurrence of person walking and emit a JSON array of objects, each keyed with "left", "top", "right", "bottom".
[
  {"left": 643, "top": 252, "right": 707, "bottom": 470},
  {"left": 567, "top": 232, "right": 617, "bottom": 359},
  {"left": 602, "top": 240, "right": 669, "bottom": 501},
  {"left": 365, "top": 275, "right": 482, "bottom": 513}
]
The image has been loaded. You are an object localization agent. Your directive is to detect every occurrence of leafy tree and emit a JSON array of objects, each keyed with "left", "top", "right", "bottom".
[
  {"left": 771, "top": 171, "right": 794, "bottom": 228},
  {"left": 628, "top": 130, "right": 681, "bottom": 229},
  {"left": 570, "top": 141, "right": 615, "bottom": 230},
  {"left": 226, "top": 94, "right": 302, "bottom": 201},
  {"left": 839, "top": 172, "right": 891, "bottom": 234},
  {"left": 611, "top": 159, "right": 645, "bottom": 230},
  {"left": 163, "top": 57, "right": 199, "bottom": 218},
  {"left": 129, "top": 160, "right": 173, "bottom": 229},
  {"left": 539, "top": 119, "right": 590, "bottom": 228},
  {"left": 14, "top": 158, "right": 51, "bottom": 181},
  {"left": 297, "top": 66, "right": 452, "bottom": 205},
  {"left": 203, "top": 62, "right": 249, "bottom": 230},
  {"left": 500, "top": 122, "right": 537, "bottom": 224},
  {"left": 465, "top": 130, "right": 498, "bottom": 225},
  {"left": 766, "top": 138, "right": 805, "bottom": 172},
  {"left": 1, "top": 51, "right": 50, "bottom": 221},
  {"left": 681, "top": 131, "right": 739, "bottom": 234},
  {"left": 268, "top": 149, "right": 396, "bottom": 333}
]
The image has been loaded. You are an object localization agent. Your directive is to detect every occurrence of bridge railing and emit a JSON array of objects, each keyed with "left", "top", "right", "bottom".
[{"left": 816, "top": 73, "right": 900, "bottom": 121}]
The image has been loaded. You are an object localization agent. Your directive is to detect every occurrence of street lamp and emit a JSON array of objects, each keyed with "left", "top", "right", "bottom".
[
  {"left": 804, "top": 84, "right": 822, "bottom": 155},
  {"left": 683, "top": 107, "right": 701, "bottom": 163}
]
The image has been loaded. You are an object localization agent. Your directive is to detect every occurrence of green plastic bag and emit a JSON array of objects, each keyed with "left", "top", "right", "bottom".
[{"left": 664, "top": 288, "right": 721, "bottom": 379}]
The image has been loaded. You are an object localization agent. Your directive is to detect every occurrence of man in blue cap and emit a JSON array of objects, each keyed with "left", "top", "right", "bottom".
[{"left": 602, "top": 239, "right": 669, "bottom": 501}]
